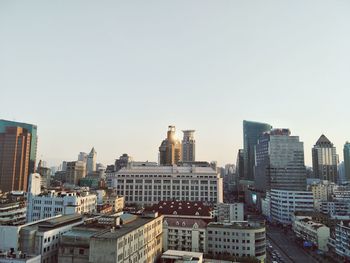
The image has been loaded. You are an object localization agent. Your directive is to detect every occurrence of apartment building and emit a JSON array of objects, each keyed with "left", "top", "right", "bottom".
[{"left": 216, "top": 203, "right": 244, "bottom": 222}]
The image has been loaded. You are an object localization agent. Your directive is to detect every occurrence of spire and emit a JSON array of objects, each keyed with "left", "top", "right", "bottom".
[{"left": 315, "top": 134, "right": 333, "bottom": 146}]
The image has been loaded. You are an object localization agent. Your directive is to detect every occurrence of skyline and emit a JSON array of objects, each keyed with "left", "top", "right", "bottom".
[{"left": 1, "top": 0, "right": 350, "bottom": 167}]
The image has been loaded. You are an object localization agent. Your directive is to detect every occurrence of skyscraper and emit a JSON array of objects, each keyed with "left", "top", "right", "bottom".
[
  {"left": 182, "top": 130, "right": 195, "bottom": 162},
  {"left": 0, "top": 120, "right": 37, "bottom": 192},
  {"left": 344, "top": 142, "right": 350, "bottom": 183},
  {"left": 312, "top": 135, "right": 338, "bottom": 183},
  {"left": 159, "top": 126, "right": 182, "bottom": 165},
  {"left": 243, "top": 120, "right": 272, "bottom": 181},
  {"left": 255, "top": 129, "right": 307, "bottom": 191},
  {"left": 87, "top": 147, "right": 97, "bottom": 174}
]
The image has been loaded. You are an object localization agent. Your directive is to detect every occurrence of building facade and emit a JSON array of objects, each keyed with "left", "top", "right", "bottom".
[
  {"left": 206, "top": 221, "right": 266, "bottom": 262},
  {"left": 87, "top": 147, "right": 97, "bottom": 174},
  {"left": 270, "top": 189, "right": 314, "bottom": 225},
  {"left": 159, "top": 126, "right": 182, "bottom": 166},
  {"left": 312, "top": 135, "right": 338, "bottom": 183},
  {"left": 107, "top": 164, "right": 223, "bottom": 206},
  {"left": 182, "top": 130, "right": 195, "bottom": 162},
  {"left": 292, "top": 215, "right": 330, "bottom": 251},
  {"left": 243, "top": 120, "right": 272, "bottom": 181},
  {"left": 27, "top": 190, "right": 97, "bottom": 222},
  {"left": 66, "top": 161, "right": 86, "bottom": 185},
  {"left": 216, "top": 203, "right": 244, "bottom": 222},
  {"left": 344, "top": 142, "right": 350, "bottom": 183},
  {"left": 335, "top": 221, "right": 350, "bottom": 260},
  {"left": 0, "top": 127, "right": 32, "bottom": 192},
  {"left": 255, "top": 129, "right": 307, "bottom": 192}
]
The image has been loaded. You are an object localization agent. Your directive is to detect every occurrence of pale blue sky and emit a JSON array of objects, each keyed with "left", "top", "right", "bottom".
[{"left": 1, "top": 0, "right": 350, "bottom": 167}]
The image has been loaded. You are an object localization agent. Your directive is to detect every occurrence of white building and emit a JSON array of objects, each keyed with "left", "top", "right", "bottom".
[
  {"left": 335, "top": 220, "right": 350, "bottom": 260},
  {"left": 28, "top": 173, "right": 41, "bottom": 196},
  {"left": 206, "top": 221, "right": 266, "bottom": 263},
  {"left": 261, "top": 193, "right": 271, "bottom": 220},
  {"left": 106, "top": 164, "right": 223, "bottom": 206},
  {"left": 292, "top": 215, "right": 330, "bottom": 251},
  {"left": 87, "top": 147, "right": 97, "bottom": 174},
  {"left": 0, "top": 254, "right": 41, "bottom": 263},
  {"left": 27, "top": 190, "right": 97, "bottom": 222},
  {"left": 216, "top": 203, "right": 244, "bottom": 222},
  {"left": 270, "top": 189, "right": 314, "bottom": 225},
  {"left": 161, "top": 250, "right": 203, "bottom": 263},
  {"left": 19, "top": 214, "right": 84, "bottom": 263}
]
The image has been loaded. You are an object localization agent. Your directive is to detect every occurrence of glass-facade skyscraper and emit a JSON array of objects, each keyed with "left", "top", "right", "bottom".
[
  {"left": 254, "top": 129, "right": 307, "bottom": 192},
  {"left": 243, "top": 120, "right": 272, "bottom": 181}
]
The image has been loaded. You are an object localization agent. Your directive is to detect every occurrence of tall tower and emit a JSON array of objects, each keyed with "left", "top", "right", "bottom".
[
  {"left": 0, "top": 120, "right": 37, "bottom": 192},
  {"left": 255, "top": 128, "right": 306, "bottom": 192},
  {"left": 182, "top": 130, "right": 195, "bottom": 162},
  {"left": 312, "top": 135, "right": 338, "bottom": 183},
  {"left": 243, "top": 120, "right": 272, "bottom": 181},
  {"left": 344, "top": 142, "right": 350, "bottom": 183},
  {"left": 87, "top": 147, "right": 97, "bottom": 174},
  {"left": 159, "top": 126, "right": 182, "bottom": 165}
]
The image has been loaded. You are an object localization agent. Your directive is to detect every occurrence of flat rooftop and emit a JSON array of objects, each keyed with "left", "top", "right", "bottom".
[{"left": 93, "top": 216, "right": 159, "bottom": 240}]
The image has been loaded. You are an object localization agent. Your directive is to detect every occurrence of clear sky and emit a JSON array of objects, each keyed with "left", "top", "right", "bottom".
[{"left": 1, "top": 0, "right": 350, "bottom": 167}]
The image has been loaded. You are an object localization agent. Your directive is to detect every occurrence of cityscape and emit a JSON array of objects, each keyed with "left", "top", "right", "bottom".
[
  {"left": 1, "top": 1, "right": 350, "bottom": 263},
  {"left": 1, "top": 119, "right": 350, "bottom": 263}
]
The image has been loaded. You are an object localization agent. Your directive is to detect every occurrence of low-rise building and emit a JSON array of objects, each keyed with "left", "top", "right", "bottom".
[
  {"left": 58, "top": 213, "right": 163, "bottom": 263},
  {"left": 216, "top": 203, "right": 244, "bottom": 222},
  {"left": 19, "top": 214, "right": 84, "bottom": 263},
  {"left": 335, "top": 220, "right": 350, "bottom": 260},
  {"left": 146, "top": 201, "right": 213, "bottom": 253},
  {"left": 103, "top": 194, "right": 124, "bottom": 212},
  {"left": 0, "top": 253, "right": 41, "bottom": 263},
  {"left": 161, "top": 250, "right": 203, "bottom": 263},
  {"left": 27, "top": 190, "right": 97, "bottom": 222},
  {"left": 270, "top": 189, "right": 314, "bottom": 225},
  {"left": 0, "top": 194, "right": 26, "bottom": 226},
  {"left": 292, "top": 215, "right": 330, "bottom": 251},
  {"left": 206, "top": 221, "right": 266, "bottom": 263}
]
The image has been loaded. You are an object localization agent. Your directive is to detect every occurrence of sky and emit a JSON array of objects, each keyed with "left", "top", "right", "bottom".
[{"left": 1, "top": 0, "right": 350, "bottom": 167}]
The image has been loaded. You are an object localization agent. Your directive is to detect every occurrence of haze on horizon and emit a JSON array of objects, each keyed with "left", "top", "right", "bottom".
[{"left": 1, "top": 0, "right": 350, "bottom": 167}]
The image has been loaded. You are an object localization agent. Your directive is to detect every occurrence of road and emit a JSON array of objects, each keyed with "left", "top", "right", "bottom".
[{"left": 267, "top": 225, "right": 319, "bottom": 263}]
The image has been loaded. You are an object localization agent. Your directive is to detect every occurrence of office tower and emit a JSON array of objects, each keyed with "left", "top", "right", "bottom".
[
  {"left": 344, "top": 142, "right": 350, "bottom": 183},
  {"left": 312, "top": 135, "right": 338, "bottom": 183},
  {"left": 236, "top": 149, "right": 244, "bottom": 180},
  {"left": 338, "top": 161, "right": 346, "bottom": 184},
  {"left": 159, "top": 125, "right": 182, "bottom": 165},
  {"left": 255, "top": 129, "right": 307, "bottom": 191},
  {"left": 0, "top": 123, "right": 36, "bottom": 192},
  {"left": 87, "top": 147, "right": 97, "bottom": 173},
  {"left": 37, "top": 160, "right": 51, "bottom": 188},
  {"left": 182, "top": 130, "right": 195, "bottom": 162},
  {"left": 78, "top": 152, "right": 88, "bottom": 162},
  {"left": 66, "top": 161, "right": 86, "bottom": 185},
  {"left": 243, "top": 120, "right": 272, "bottom": 181}
]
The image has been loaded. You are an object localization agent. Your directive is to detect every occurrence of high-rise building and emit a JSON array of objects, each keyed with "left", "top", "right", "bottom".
[
  {"left": 159, "top": 126, "right": 182, "bottom": 165},
  {"left": 255, "top": 129, "right": 307, "bottom": 192},
  {"left": 115, "top": 153, "right": 133, "bottom": 172},
  {"left": 0, "top": 119, "right": 38, "bottom": 192},
  {"left": 344, "top": 142, "right": 350, "bottom": 183},
  {"left": 78, "top": 152, "right": 88, "bottom": 162},
  {"left": 312, "top": 135, "right": 338, "bottom": 183},
  {"left": 236, "top": 149, "right": 244, "bottom": 180},
  {"left": 66, "top": 161, "right": 86, "bottom": 185},
  {"left": 87, "top": 147, "right": 97, "bottom": 174},
  {"left": 182, "top": 130, "right": 195, "bottom": 162},
  {"left": 243, "top": 120, "right": 272, "bottom": 181}
]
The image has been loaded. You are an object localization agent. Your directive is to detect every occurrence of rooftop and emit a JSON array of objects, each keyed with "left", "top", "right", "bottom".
[
  {"left": 92, "top": 215, "right": 162, "bottom": 240},
  {"left": 114, "top": 165, "right": 217, "bottom": 175},
  {"left": 207, "top": 221, "right": 265, "bottom": 230},
  {"left": 145, "top": 201, "right": 212, "bottom": 218}
]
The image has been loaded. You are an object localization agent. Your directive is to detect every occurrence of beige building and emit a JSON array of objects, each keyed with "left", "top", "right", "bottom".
[
  {"left": 292, "top": 215, "right": 330, "bottom": 251},
  {"left": 59, "top": 213, "right": 163, "bottom": 263},
  {"left": 104, "top": 194, "right": 124, "bottom": 212},
  {"left": 66, "top": 161, "right": 86, "bottom": 185}
]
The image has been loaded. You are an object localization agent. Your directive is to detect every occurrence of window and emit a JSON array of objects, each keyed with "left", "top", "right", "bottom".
[{"left": 79, "top": 249, "right": 84, "bottom": 255}]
